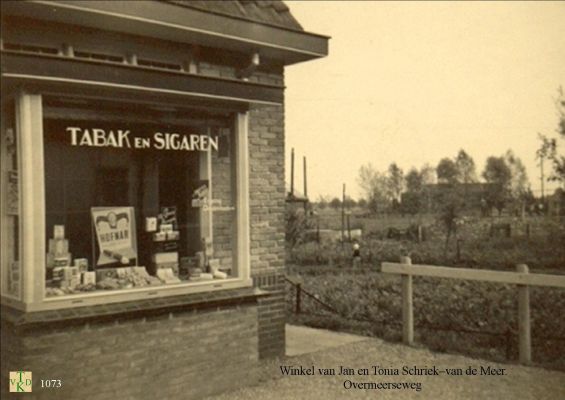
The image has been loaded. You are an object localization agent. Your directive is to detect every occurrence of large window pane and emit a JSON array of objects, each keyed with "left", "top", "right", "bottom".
[{"left": 42, "top": 101, "right": 238, "bottom": 297}]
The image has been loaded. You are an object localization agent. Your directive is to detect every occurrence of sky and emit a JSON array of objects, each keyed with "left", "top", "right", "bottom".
[{"left": 283, "top": 1, "right": 565, "bottom": 200}]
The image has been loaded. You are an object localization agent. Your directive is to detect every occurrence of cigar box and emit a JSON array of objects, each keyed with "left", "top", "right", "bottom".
[
  {"left": 153, "top": 241, "right": 179, "bottom": 253},
  {"left": 152, "top": 252, "right": 178, "bottom": 264},
  {"left": 155, "top": 262, "right": 179, "bottom": 276},
  {"left": 47, "top": 253, "right": 72, "bottom": 268},
  {"left": 96, "top": 268, "right": 118, "bottom": 281},
  {"left": 54, "top": 255, "right": 72, "bottom": 267}
]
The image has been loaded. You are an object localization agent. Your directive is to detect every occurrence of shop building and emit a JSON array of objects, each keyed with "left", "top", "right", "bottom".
[{"left": 0, "top": 1, "right": 328, "bottom": 398}]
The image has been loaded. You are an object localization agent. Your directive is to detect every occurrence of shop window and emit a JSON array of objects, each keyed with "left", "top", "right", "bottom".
[
  {"left": 1, "top": 93, "right": 251, "bottom": 310},
  {"left": 1, "top": 100, "right": 22, "bottom": 300}
]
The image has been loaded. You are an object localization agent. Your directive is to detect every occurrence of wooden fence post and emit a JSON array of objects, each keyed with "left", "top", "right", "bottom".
[
  {"left": 516, "top": 264, "right": 531, "bottom": 364},
  {"left": 400, "top": 256, "right": 414, "bottom": 345}
]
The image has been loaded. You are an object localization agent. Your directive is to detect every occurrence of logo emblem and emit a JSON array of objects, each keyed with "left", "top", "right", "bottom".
[{"left": 10, "top": 371, "right": 32, "bottom": 392}]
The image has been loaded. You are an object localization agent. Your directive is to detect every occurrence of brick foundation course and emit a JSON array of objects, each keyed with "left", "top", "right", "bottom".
[{"left": 1, "top": 301, "right": 259, "bottom": 400}]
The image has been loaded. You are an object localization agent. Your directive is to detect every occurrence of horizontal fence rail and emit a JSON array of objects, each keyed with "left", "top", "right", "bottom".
[
  {"left": 381, "top": 257, "right": 565, "bottom": 365},
  {"left": 381, "top": 262, "right": 565, "bottom": 288}
]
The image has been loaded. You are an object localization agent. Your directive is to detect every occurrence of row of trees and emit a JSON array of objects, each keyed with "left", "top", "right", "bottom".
[{"left": 352, "top": 148, "right": 531, "bottom": 216}]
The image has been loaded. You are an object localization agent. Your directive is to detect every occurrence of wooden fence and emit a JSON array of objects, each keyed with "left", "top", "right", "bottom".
[{"left": 381, "top": 257, "right": 565, "bottom": 365}]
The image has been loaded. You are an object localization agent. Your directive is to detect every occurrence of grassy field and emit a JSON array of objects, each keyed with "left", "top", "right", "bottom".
[
  {"left": 290, "top": 215, "right": 565, "bottom": 272},
  {"left": 286, "top": 214, "right": 565, "bottom": 370}
]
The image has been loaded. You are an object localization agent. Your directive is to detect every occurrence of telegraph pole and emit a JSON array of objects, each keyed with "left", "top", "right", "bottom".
[
  {"left": 341, "top": 183, "right": 346, "bottom": 246},
  {"left": 540, "top": 154, "right": 545, "bottom": 202}
]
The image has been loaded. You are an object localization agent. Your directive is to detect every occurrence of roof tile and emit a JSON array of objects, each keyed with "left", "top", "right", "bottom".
[{"left": 166, "top": 0, "right": 303, "bottom": 31}]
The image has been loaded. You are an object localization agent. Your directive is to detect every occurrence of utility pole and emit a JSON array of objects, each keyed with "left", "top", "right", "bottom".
[
  {"left": 540, "top": 154, "right": 545, "bottom": 202},
  {"left": 303, "top": 156, "right": 308, "bottom": 199},
  {"left": 341, "top": 183, "right": 346, "bottom": 246},
  {"left": 303, "top": 156, "right": 308, "bottom": 217},
  {"left": 290, "top": 148, "right": 295, "bottom": 198}
]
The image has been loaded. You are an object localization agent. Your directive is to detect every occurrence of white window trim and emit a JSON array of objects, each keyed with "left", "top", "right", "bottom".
[{"left": 1, "top": 92, "right": 252, "bottom": 312}]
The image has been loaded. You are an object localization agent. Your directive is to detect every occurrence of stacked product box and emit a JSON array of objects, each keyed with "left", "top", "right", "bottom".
[
  {"left": 152, "top": 251, "right": 179, "bottom": 277},
  {"left": 46, "top": 225, "right": 72, "bottom": 275}
]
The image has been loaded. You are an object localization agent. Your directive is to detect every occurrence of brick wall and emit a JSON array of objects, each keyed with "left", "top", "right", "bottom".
[
  {"left": 248, "top": 79, "right": 287, "bottom": 357},
  {"left": 1, "top": 303, "right": 258, "bottom": 400}
]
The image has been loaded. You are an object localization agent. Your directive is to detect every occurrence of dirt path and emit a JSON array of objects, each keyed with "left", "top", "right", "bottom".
[{"left": 204, "top": 337, "right": 565, "bottom": 400}]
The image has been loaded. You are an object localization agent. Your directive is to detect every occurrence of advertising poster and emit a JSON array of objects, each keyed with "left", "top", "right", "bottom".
[{"left": 91, "top": 207, "right": 137, "bottom": 266}]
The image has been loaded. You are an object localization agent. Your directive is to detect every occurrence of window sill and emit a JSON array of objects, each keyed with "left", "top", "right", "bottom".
[{"left": 1, "top": 285, "right": 269, "bottom": 329}]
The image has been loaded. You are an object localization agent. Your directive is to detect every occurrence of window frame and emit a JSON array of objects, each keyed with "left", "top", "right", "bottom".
[{"left": 1, "top": 91, "right": 251, "bottom": 312}]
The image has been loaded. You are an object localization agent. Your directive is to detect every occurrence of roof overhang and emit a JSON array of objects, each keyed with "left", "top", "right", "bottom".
[
  {"left": 1, "top": 51, "right": 284, "bottom": 108},
  {"left": 1, "top": 0, "right": 329, "bottom": 65}
]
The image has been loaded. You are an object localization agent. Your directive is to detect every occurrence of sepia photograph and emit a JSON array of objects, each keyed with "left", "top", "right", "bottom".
[{"left": 1, "top": 1, "right": 564, "bottom": 399}]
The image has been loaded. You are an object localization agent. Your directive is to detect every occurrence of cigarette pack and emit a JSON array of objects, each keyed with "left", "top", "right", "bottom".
[
  {"left": 153, "top": 232, "right": 167, "bottom": 242},
  {"left": 166, "top": 231, "right": 180, "bottom": 240},
  {"left": 208, "top": 259, "right": 220, "bottom": 272},
  {"left": 160, "top": 224, "right": 173, "bottom": 233},
  {"left": 189, "top": 267, "right": 202, "bottom": 279},
  {"left": 53, "top": 225, "right": 65, "bottom": 240},
  {"left": 81, "top": 271, "right": 96, "bottom": 285},
  {"left": 145, "top": 217, "right": 157, "bottom": 232},
  {"left": 75, "top": 258, "right": 88, "bottom": 273},
  {"left": 48, "top": 239, "right": 69, "bottom": 256},
  {"left": 52, "top": 267, "right": 66, "bottom": 281}
]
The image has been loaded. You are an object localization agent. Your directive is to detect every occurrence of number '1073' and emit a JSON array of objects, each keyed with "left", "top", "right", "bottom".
[{"left": 41, "top": 379, "right": 62, "bottom": 388}]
